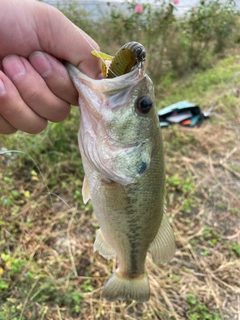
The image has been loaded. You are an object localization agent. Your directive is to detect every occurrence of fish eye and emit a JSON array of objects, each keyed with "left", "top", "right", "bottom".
[{"left": 136, "top": 96, "right": 153, "bottom": 114}]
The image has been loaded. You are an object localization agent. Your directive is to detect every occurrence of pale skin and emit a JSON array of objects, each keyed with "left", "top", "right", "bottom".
[{"left": 0, "top": 0, "right": 102, "bottom": 134}]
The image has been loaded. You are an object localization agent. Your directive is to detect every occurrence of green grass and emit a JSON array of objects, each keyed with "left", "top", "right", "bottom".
[{"left": 157, "top": 54, "right": 240, "bottom": 109}]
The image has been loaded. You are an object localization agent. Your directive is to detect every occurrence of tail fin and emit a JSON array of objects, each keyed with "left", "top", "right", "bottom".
[{"left": 102, "top": 271, "right": 150, "bottom": 302}]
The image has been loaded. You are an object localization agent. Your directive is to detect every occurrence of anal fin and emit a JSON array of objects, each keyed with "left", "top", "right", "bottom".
[
  {"left": 149, "top": 213, "right": 176, "bottom": 264},
  {"left": 94, "top": 229, "right": 116, "bottom": 259}
]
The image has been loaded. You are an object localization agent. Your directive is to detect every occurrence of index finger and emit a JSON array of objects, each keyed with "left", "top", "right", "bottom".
[{"left": 36, "top": 3, "right": 102, "bottom": 79}]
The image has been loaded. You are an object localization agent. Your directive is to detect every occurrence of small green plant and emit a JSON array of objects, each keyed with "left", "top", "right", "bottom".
[
  {"left": 167, "top": 173, "right": 196, "bottom": 194},
  {"left": 201, "top": 227, "right": 221, "bottom": 247},
  {"left": 59, "top": 286, "right": 82, "bottom": 314},
  {"left": 166, "top": 173, "right": 198, "bottom": 212},
  {"left": 1, "top": 253, "right": 26, "bottom": 276},
  {"left": 81, "top": 279, "right": 94, "bottom": 292},
  {"left": 187, "top": 293, "right": 221, "bottom": 320},
  {"left": 200, "top": 249, "right": 210, "bottom": 256},
  {"left": 230, "top": 242, "right": 240, "bottom": 256},
  {"left": 0, "top": 280, "right": 9, "bottom": 291}
]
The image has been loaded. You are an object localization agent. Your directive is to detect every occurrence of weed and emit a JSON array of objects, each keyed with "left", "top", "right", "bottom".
[
  {"left": 200, "top": 226, "right": 221, "bottom": 247},
  {"left": 1, "top": 253, "right": 26, "bottom": 276},
  {"left": 81, "top": 279, "right": 94, "bottom": 292},
  {"left": 230, "top": 242, "right": 240, "bottom": 257},
  {"left": 187, "top": 294, "right": 221, "bottom": 320},
  {"left": 166, "top": 173, "right": 198, "bottom": 213}
]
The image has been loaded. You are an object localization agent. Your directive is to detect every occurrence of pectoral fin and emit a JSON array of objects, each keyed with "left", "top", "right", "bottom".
[
  {"left": 94, "top": 229, "right": 116, "bottom": 259},
  {"left": 82, "top": 176, "right": 91, "bottom": 204},
  {"left": 149, "top": 213, "right": 176, "bottom": 264}
]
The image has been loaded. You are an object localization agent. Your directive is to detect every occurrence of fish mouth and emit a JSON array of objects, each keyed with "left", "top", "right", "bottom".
[{"left": 64, "top": 61, "right": 144, "bottom": 95}]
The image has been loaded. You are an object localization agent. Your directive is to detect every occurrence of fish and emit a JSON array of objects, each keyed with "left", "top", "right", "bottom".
[{"left": 64, "top": 42, "right": 175, "bottom": 302}]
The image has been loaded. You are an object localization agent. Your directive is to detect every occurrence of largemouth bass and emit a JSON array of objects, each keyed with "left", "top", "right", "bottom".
[{"left": 65, "top": 42, "right": 175, "bottom": 302}]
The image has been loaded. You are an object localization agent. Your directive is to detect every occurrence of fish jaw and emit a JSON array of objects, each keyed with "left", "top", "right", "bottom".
[{"left": 65, "top": 62, "right": 156, "bottom": 185}]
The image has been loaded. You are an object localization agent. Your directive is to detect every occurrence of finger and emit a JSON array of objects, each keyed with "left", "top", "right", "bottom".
[
  {"left": 0, "top": 71, "right": 47, "bottom": 134},
  {"left": 3, "top": 55, "right": 71, "bottom": 122},
  {"left": 36, "top": 3, "right": 102, "bottom": 79},
  {"left": 29, "top": 51, "right": 78, "bottom": 106},
  {"left": 0, "top": 114, "right": 17, "bottom": 134}
]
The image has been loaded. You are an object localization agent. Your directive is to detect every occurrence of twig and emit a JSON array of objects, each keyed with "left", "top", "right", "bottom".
[
  {"left": 56, "top": 304, "right": 63, "bottom": 320},
  {"left": 67, "top": 208, "right": 78, "bottom": 278},
  {"left": 19, "top": 278, "right": 40, "bottom": 320}
]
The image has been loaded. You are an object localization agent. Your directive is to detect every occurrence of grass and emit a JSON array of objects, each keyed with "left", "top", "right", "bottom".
[{"left": 0, "top": 49, "right": 240, "bottom": 319}]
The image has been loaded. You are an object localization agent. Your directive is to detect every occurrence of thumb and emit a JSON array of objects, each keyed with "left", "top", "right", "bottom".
[{"left": 35, "top": 2, "right": 102, "bottom": 79}]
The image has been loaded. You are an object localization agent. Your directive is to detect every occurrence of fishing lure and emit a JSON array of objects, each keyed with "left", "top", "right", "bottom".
[{"left": 92, "top": 42, "right": 146, "bottom": 78}]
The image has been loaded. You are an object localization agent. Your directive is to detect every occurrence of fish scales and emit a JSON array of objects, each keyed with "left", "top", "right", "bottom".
[
  {"left": 88, "top": 147, "right": 164, "bottom": 278},
  {"left": 65, "top": 42, "right": 175, "bottom": 302}
]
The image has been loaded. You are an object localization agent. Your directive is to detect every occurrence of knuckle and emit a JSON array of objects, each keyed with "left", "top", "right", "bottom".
[{"left": 24, "top": 86, "right": 44, "bottom": 104}]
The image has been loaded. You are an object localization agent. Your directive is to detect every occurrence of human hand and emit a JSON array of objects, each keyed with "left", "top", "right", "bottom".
[{"left": 0, "top": 0, "right": 102, "bottom": 134}]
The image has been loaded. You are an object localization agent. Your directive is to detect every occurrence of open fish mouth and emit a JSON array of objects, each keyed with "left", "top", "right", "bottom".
[{"left": 65, "top": 61, "right": 144, "bottom": 95}]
